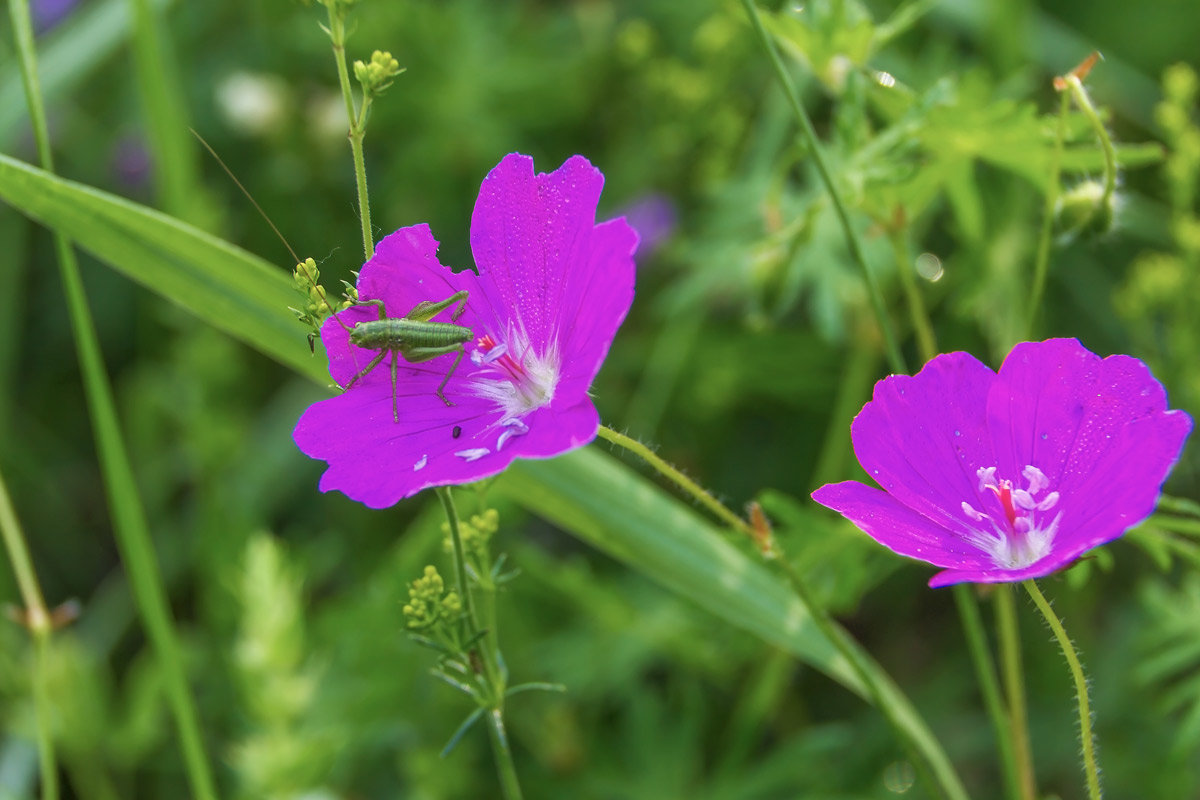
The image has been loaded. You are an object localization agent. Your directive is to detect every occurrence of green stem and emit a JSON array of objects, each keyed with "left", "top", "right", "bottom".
[
  {"left": 1023, "top": 580, "right": 1102, "bottom": 800},
  {"left": 1065, "top": 76, "right": 1117, "bottom": 214},
  {"left": 1026, "top": 90, "right": 1070, "bottom": 340},
  {"left": 0, "top": 471, "right": 58, "bottom": 800},
  {"left": 596, "top": 425, "right": 751, "bottom": 536},
  {"left": 740, "top": 0, "right": 906, "bottom": 375},
  {"left": 951, "top": 585, "right": 1020, "bottom": 800},
  {"left": 888, "top": 229, "right": 937, "bottom": 362},
  {"left": 324, "top": 3, "right": 374, "bottom": 260},
  {"left": 6, "top": 3, "right": 218, "bottom": 798},
  {"left": 127, "top": 0, "right": 200, "bottom": 222},
  {"left": 484, "top": 709, "right": 524, "bottom": 800},
  {"left": 435, "top": 488, "right": 521, "bottom": 799},
  {"left": 995, "top": 585, "right": 1036, "bottom": 800},
  {"left": 597, "top": 424, "right": 968, "bottom": 800}
]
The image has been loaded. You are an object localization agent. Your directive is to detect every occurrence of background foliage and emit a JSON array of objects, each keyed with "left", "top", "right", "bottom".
[{"left": 1, "top": 0, "right": 1198, "bottom": 798}]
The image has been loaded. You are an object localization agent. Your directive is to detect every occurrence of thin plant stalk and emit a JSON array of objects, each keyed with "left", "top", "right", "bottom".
[
  {"left": 1063, "top": 76, "right": 1118, "bottom": 215},
  {"left": 888, "top": 228, "right": 937, "bottom": 361},
  {"left": 596, "top": 426, "right": 748, "bottom": 535},
  {"left": 1026, "top": 90, "right": 1070, "bottom": 339},
  {"left": 0, "top": 471, "right": 58, "bottom": 800},
  {"left": 126, "top": 0, "right": 201, "bottom": 222},
  {"left": 995, "top": 584, "right": 1036, "bottom": 800},
  {"left": 740, "top": 0, "right": 906, "bottom": 375},
  {"left": 324, "top": 3, "right": 374, "bottom": 260},
  {"left": 952, "top": 585, "right": 1022, "bottom": 800},
  {"left": 6, "top": 3, "right": 218, "bottom": 798},
  {"left": 596, "top": 424, "right": 968, "bottom": 800},
  {"left": 435, "top": 488, "right": 523, "bottom": 800},
  {"left": 1023, "top": 580, "right": 1102, "bottom": 800}
]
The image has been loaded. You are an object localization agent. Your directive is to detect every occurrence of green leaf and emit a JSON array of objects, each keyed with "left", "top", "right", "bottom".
[
  {"left": 0, "top": 153, "right": 323, "bottom": 383},
  {"left": 500, "top": 449, "right": 966, "bottom": 799}
]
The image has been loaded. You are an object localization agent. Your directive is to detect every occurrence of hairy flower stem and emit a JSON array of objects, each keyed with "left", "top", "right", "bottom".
[
  {"left": 596, "top": 426, "right": 749, "bottom": 535},
  {"left": 1023, "top": 580, "right": 1102, "bottom": 800},
  {"left": 995, "top": 585, "right": 1036, "bottom": 800},
  {"left": 324, "top": 3, "right": 374, "bottom": 260},
  {"left": 435, "top": 488, "right": 522, "bottom": 800},
  {"left": 0, "top": 472, "right": 58, "bottom": 800},
  {"left": 1026, "top": 90, "right": 1070, "bottom": 339},
  {"left": 740, "top": 0, "right": 906, "bottom": 375},
  {"left": 952, "top": 585, "right": 1021, "bottom": 800},
  {"left": 596, "top": 425, "right": 967, "bottom": 800},
  {"left": 1064, "top": 76, "right": 1118, "bottom": 219},
  {"left": 7, "top": 3, "right": 218, "bottom": 798}
]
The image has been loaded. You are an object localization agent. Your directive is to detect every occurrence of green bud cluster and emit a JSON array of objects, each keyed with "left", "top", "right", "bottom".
[
  {"left": 354, "top": 50, "right": 405, "bottom": 97},
  {"left": 442, "top": 508, "right": 499, "bottom": 560},
  {"left": 290, "top": 258, "right": 332, "bottom": 346},
  {"left": 402, "top": 565, "right": 462, "bottom": 630}
]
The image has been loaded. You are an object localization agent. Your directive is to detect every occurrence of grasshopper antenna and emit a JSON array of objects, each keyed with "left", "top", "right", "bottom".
[
  {"left": 192, "top": 128, "right": 351, "bottom": 340},
  {"left": 191, "top": 128, "right": 301, "bottom": 264}
]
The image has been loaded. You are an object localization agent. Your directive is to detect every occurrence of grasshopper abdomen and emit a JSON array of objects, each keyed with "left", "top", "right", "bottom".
[{"left": 350, "top": 318, "right": 473, "bottom": 351}]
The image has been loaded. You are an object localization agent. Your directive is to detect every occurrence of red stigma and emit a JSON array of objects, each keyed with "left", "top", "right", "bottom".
[
  {"left": 988, "top": 481, "right": 1019, "bottom": 528},
  {"left": 475, "top": 334, "right": 528, "bottom": 382}
]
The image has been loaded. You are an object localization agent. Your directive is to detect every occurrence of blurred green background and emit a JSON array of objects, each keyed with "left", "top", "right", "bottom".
[{"left": 1, "top": 0, "right": 1198, "bottom": 798}]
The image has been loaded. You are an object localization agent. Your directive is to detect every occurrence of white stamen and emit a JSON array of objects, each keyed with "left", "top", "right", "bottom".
[
  {"left": 454, "top": 448, "right": 489, "bottom": 462},
  {"left": 1036, "top": 491, "right": 1059, "bottom": 511},
  {"left": 976, "top": 466, "right": 997, "bottom": 491},
  {"left": 1012, "top": 489, "right": 1037, "bottom": 510},
  {"left": 1022, "top": 465, "right": 1049, "bottom": 495},
  {"left": 962, "top": 501, "right": 987, "bottom": 522},
  {"left": 496, "top": 417, "right": 530, "bottom": 451}
]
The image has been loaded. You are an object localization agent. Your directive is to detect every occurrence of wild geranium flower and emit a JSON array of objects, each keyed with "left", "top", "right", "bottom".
[
  {"left": 813, "top": 339, "right": 1192, "bottom": 587},
  {"left": 293, "top": 154, "right": 637, "bottom": 509}
]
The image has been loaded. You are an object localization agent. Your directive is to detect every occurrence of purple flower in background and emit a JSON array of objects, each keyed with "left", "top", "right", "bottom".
[
  {"left": 620, "top": 193, "right": 676, "bottom": 262},
  {"left": 813, "top": 339, "right": 1192, "bottom": 587},
  {"left": 33, "top": 0, "right": 78, "bottom": 33},
  {"left": 294, "top": 154, "right": 638, "bottom": 508}
]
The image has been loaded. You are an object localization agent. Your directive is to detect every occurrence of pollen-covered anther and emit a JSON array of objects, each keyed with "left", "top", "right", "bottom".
[
  {"left": 968, "top": 463, "right": 1061, "bottom": 569},
  {"left": 467, "top": 327, "right": 560, "bottom": 420}
]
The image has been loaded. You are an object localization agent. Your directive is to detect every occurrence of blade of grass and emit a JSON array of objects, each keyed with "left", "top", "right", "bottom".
[
  {"left": 126, "top": 0, "right": 204, "bottom": 223},
  {"left": 5, "top": 3, "right": 217, "bottom": 798},
  {"left": 0, "top": 153, "right": 322, "bottom": 382}
]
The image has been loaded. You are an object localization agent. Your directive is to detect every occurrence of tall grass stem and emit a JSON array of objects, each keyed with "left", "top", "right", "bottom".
[
  {"left": 6, "top": 3, "right": 218, "bottom": 797},
  {"left": 740, "top": 0, "right": 906, "bottom": 375}
]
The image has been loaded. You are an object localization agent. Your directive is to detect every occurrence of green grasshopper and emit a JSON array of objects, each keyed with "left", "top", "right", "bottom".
[
  {"left": 334, "top": 290, "right": 473, "bottom": 423},
  {"left": 192, "top": 131, "right": 473, "bottom": 423}
]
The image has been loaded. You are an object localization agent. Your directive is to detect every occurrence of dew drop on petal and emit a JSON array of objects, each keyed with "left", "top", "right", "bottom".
[{"left": 414, "top": 455, "right": 428, "bottom": 471}]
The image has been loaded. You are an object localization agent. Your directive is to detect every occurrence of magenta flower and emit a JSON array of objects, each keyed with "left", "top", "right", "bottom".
[
  {"left": 294, "top": 154, "right": 638, "bottom": 508},
  {"left": 812, "top": 339, "right": 1192, "bottom": 587}
]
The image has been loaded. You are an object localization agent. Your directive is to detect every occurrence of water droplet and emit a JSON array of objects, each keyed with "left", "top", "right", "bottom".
[{"left": 954, "top": 430, "right": 961, "bottom": 437}]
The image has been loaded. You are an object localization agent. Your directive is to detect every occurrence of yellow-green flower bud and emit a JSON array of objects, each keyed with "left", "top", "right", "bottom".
[
  {"left": 355, "top": 50, "right": 405, "bottom": 97},
  {"left": 1054, "top": 180, "right": 1115, "bottom": 239}
]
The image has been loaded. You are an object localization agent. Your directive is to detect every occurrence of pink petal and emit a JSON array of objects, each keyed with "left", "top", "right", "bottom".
[
  {"left": 469, "top": 153, "right": 606, "bottom": 349},
  {"left": 812, "top": 481, "right": 995, "bottom": 572},
  {"left": 849, "top": 351, "right": 999, "bottom": 532}
]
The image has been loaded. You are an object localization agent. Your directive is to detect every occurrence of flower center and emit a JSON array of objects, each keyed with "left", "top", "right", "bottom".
[
  {"left": 467, "top": 327, "right": 560, "bottom": 438},
  {"left": 960, "top": 465, "right": 1061, "bottom": 570}
]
